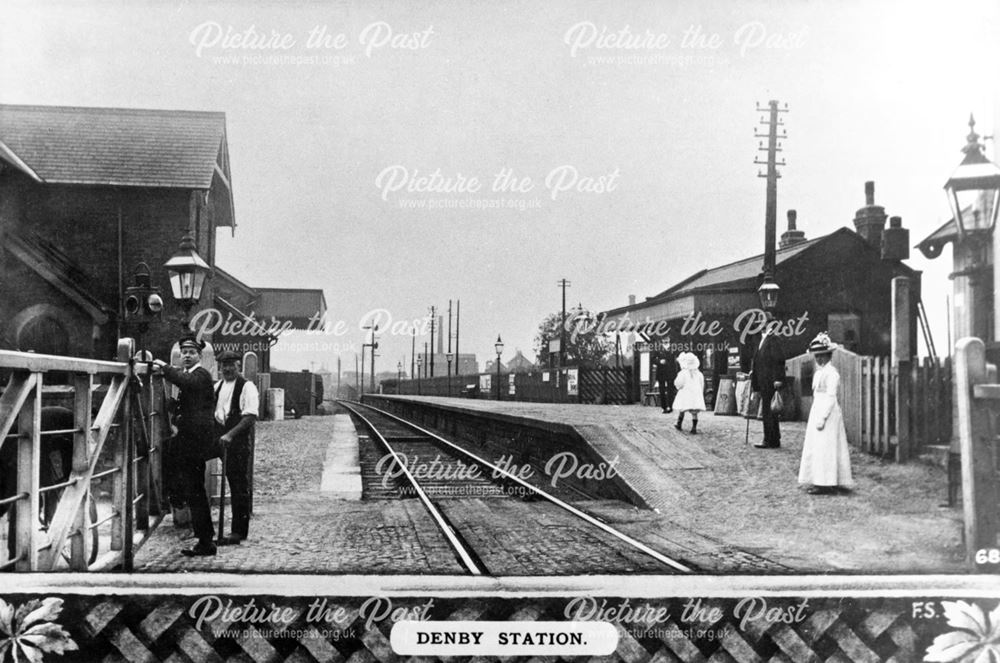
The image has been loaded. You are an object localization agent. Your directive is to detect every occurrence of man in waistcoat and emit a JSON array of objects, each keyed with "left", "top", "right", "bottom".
[
  {"left": 214, "top": 350, "right": 259, "bottom": 545},
  {"left": 153, "top": 334, "right": 217, "bottom": 556}
]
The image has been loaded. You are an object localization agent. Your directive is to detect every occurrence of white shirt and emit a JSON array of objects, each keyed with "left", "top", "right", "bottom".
[{"left": 215, "top": 377, "right": 260, "bottom": 424}]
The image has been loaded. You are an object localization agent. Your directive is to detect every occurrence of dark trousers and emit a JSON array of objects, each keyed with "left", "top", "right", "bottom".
[
  {"left": 658, "top": 383, "right": 676, "bottom": 412},
  {"left": 176, "top": 454, "right": 214, "bottom": 545},
  {"left": 759, "top": 385, "right": 781, "bottom": 447},
  {"left": 224, "top": 439, "right": 251, "bottom": 538}
]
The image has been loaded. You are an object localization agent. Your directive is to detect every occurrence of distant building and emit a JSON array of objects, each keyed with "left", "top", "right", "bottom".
[{"left": 505, "top": 349, "right": 536, "bottom": 373}]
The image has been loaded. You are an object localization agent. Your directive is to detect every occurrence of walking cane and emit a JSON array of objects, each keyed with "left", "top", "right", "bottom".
[{"left": 216, "top": 446, "right": 228, "bottom": 545}]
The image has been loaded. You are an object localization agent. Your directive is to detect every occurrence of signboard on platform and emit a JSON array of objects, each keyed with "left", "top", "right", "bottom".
[
  {"left": 479, "top": 374, "right": 491, "bottom": 392},
  {"left": 508, "top": 373, "right": 515, "bottom": 395},
  {"left": 566, "top": 368, "right": 578, "bottom": 396}
]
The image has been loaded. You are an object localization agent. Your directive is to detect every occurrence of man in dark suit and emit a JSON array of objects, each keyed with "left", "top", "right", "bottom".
[
  {"left": 750, "top": 314, "right": 786, "bottom": 448},
  {"left": 655, "top": 351, "right": 678, "bottom": 413},
  {"left": 153, "top": 334, "right": 217, "bottom": 556}
]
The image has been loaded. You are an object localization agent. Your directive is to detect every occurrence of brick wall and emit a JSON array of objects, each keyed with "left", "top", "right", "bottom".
[{"left": 0, "top": 169, "right": 227, "bottom": 360}]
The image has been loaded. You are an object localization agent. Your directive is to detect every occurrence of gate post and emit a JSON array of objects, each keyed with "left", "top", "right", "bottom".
[
  {"left": 954, "top": 337, "right": 1000, "bottom": 569},
  {"left": 15, "top": 374, "right": 41, "bottom": 571}
]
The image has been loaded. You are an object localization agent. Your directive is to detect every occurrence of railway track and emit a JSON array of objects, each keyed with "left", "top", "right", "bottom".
[{"left": 338, "top": 400, "right": 694, "bottom": 576}]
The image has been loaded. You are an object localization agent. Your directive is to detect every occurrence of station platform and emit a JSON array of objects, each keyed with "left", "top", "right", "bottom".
[{"left": 134, "top": 400, "right": 965, "bottom": 575}]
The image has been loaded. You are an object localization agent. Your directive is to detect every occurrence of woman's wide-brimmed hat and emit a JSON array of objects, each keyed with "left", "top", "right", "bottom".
[
  {"left": 809, "top": 331, "right": 837, "bottom": 355},
  {"left": 677, "top": 351, "right": 700, "bottom": 370}
]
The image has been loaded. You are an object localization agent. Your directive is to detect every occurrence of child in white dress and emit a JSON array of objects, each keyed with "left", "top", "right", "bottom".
[
  {"left": 798, "top": 332, "right": 854, "bottom": 494},
  {"left": 673, "top": 352, "right": 706, "bottom": 434}
]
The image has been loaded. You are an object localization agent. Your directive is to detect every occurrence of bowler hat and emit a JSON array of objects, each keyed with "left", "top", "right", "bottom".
[
  {"left": 217, "top": 350, "right": 241, "bottom": 363},
  {"left": 178, "top": 334, "right": 204, "bottom": 351}
]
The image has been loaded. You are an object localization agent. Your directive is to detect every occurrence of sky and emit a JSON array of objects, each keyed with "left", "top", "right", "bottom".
[{"left": 2, "top": 0, "right": 998, "bottom": 373}]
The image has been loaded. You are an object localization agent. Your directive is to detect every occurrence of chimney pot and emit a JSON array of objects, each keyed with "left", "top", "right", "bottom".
[
  {"left": 890, "top": 215, "right": 902, "bottom": 228},
  {"left": 787, "top": 209, "right": 797, "bottom": 230},
  {"left": 628, "top": 294, "right": 636, "bottom": 306},
  {"left": 865, "top": 181, "right": 875, "bottom": 206}
]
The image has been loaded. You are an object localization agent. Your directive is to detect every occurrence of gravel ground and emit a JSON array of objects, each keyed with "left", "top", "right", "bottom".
[{"left": 656, "top": 412, "right": 965, "bottom": 572}]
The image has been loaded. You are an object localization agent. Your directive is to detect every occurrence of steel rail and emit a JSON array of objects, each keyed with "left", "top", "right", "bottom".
[
  {"left": 348, "top": 400, "right": 694, "bottom": 574},
  {"left": 339, "top": 401, "right": 485, "bottom": 576}
]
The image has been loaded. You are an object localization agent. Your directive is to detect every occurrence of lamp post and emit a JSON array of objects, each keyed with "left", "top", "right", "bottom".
[
  {"left": 397, "top": 361, "right": 403, "bottom": 394},
  {"left": 163, "top": 233, "right": 210, "bottom": 329},
  {"left": 446, "top": 352, "right": 453, "bottom": 397},
  {"left": 416, "top": 356, "right": 423, "bottom": 395},
  {"left": 494, "top": 335, "right": 504, "bottom": 400},
  {"left": 943, "top": 114, "right": 1000, "bottom": 341}
]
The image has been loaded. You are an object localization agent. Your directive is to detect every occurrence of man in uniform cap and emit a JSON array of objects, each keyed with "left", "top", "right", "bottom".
[
  {"left": 153, "top": 334, "right": 217, "bottom": 556},
  {"left": 213, "top": 350, "right": 259, "bottom": 545}
]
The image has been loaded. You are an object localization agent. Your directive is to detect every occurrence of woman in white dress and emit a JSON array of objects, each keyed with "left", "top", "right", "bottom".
[
  {"left": 798, "top": 332, "right": 854, "bottom": 494},
  {"left": 673, "top": 352, "right": 706, "bottom": 434}
]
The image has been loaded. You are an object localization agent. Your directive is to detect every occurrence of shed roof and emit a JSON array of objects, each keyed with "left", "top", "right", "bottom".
[{"left": 0, "top": 104, "right": 229, "bottom": 190}]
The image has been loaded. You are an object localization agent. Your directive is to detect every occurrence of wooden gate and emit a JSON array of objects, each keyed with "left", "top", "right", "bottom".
[
  {"left": 578, "top": 367, "right": 632, "bottom": 404},
  {"left": 0, "top": 339, "right": 167, "bottom": 571}
]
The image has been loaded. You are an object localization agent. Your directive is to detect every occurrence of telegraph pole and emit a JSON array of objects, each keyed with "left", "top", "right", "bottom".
[
  {"left": 411, "top": 328, "right": 416, "bottom": 380},
  {"left": 754, "top": 100, "right": 788, "bottom": 285},
  {"left": 429, "top": 305, "right": 436, "bottom": 377},
  {"left": 557, "top": 279, "right": 571, "bottom": 368},
  {"left": 447, "top": 299, "right": 453, "bottom": 380},
  {"left": 455, "top": 300, "right": 460, "bottom": 375}
]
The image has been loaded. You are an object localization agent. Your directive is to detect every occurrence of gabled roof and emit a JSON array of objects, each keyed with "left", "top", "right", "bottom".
[
  {"left": 603, "top": 227, "right": 917, "bottom": 318},
  {"left": 647, "top": 233, "right": 826, "bottom": 301},
  {"left": 0, "top": 104, "right": 229, "bottom": 190}
]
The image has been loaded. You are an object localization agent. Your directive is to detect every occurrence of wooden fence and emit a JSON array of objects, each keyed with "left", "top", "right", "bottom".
[
  {"left": 786, "top": 349, "right": 951, "bottom": 460},
  {"left": 0, "top": 339, "right": 167, "bottom": 571},
  {"left": 388, "top": 366, "right": 634, "bottom": 405}
]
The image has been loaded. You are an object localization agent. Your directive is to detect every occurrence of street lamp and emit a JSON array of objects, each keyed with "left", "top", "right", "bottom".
[
  {"left": 446, "top": 352, "right": 454, "bottom": 397},
  {"left": 944, "top": 114, "right": 1000, "bottom": 242},
  {"left": 163, "top": 233, "right": 210, "bottom": 327},
  {"left": 416, "top": 356, "right": 423, "bottom": 395},
  {"left": 757, "top": 274, "right": 780, "bottom": 311},
  {"left": 494, "top": 335, "right": 504, "bottom": 400}
]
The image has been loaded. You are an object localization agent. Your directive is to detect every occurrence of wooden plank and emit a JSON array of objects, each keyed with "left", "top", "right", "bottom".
[
  {"left": 0, "top": 373, "right": 36, "bottom": 457},
  {"left": 15, "top": 374, "right": 42, "bottom": 571},
  {"left": 896, "top": 360, "right": 911, "bottom": 462},
  {"left": 954, "top": 338, "right": 1000, "bottom": 569},
  {"left": 70, "top": 374, "right": 92, "bottom": 571},
  {"left": 874, "top": 358, "right": 882, "bottom": 454},
  {"left": 861, "top": 358, "right": 869, "bottom": 451},
  {"left": 973, "top": 384, "right": 1000, "bottom": 400},
  {"left": 882, "top": 357, "right": 895, "bottom": 455},
  {"left": 0, "top": 349, "right": 128, "bottom": 375}
]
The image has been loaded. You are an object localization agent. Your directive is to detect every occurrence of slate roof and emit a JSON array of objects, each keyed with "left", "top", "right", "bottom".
[
  {"left": 603, "top": 227, "right": 916, "bottom": 318},
  {"left": 0, "top": 104, "right": 228, "bottom": 189}
]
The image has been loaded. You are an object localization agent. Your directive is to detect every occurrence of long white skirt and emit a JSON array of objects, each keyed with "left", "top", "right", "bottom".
[{"left": 798, "top": 395, "right": 854, "bottom": 487}]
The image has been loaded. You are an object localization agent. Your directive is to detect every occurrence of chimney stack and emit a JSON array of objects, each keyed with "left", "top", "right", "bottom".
[
  {"left": 779, "top": 209, "right": 807, "bottom": 248},
  {"left": 881, "top": 215, "right": 910, "bottom": 261},
  {"left": 853, "top": 180, "right": 888, "bottom": 247}
]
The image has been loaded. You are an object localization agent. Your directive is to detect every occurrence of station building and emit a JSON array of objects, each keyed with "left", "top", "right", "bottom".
[
  {"left": 0, "top": 104, "right": 323, "bottom": 364},
  {"left": 599, "top": 183, "right": 921, "bottom": 393}
]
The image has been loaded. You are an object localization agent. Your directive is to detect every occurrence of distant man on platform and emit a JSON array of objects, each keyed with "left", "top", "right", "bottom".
[
  {"left": 655, "top": 351, "right": 678, "bottom": 414},
  {"left": 750, "top": 312, "right": 786, "bottom": 449},
  {"left": 213, "top": 350, "right": 259, "bottom": 546},
  {"left": 153, "top": 334, "right": 217, "bottom": 556}
]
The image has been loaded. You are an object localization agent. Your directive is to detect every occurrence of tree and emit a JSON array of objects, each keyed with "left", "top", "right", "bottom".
[{"left": 532, "top": 307, "right": 610, "bottom": 368}]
